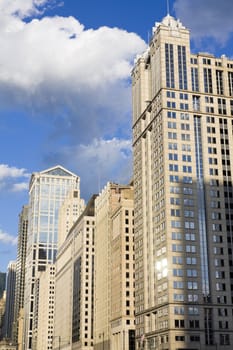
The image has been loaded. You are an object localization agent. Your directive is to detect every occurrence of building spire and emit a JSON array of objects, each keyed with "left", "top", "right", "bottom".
[{"left": 166, "top": 0, "right": 170, "bottom": 15}]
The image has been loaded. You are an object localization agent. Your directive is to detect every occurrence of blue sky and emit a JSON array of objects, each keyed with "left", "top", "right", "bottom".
[{"left": 1, "top": 0, "right": 233, "bottom": 272}]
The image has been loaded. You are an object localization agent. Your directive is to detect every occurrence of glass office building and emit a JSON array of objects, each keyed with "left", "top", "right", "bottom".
[{"left": 23, "top": 165, "right": 83, "bottom": 349}]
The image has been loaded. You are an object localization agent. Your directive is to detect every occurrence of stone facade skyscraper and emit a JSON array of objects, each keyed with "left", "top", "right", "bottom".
[{"left": 132, "top": 15, "right": 233, "bottom": 350}]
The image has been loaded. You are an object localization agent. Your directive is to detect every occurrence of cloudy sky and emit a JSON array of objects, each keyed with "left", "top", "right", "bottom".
[{"left": 1, "top": 0, "right": 233, "bottom": 272}]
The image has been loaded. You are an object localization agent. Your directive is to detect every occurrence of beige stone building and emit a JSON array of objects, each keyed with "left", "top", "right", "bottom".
[
  {"left": 58, "top": 189, "right": 85, "bottom": 249},
  {"left": 132, "top": 14, "right": 233, "bottom": 350},
  {"left": 54, "top": 195, "right": 96, "bottom": 350},
  {"left": 94, "top": 183, "right": 135, "bottom": 350},
  {"left": 33, "top": 264, "right": 56, "bottom": 350}
]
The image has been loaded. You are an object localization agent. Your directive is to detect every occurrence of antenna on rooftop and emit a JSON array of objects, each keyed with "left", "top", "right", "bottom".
[{"left": 166, "top": 0, "right": 170, "bottom": 15}]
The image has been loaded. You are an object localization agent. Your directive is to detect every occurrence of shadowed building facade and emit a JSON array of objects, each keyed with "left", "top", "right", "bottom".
[
  {"left": 13, "top": 205, "right": 28, "bottom": 347},
  {"left": 132, "top": 15, "right": 233, "bottom": 350},
  {"left": 54, "top": 195, "right": 96, "bottom": 350}
]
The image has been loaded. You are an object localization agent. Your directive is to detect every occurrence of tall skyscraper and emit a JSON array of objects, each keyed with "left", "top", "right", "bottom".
[
  {"left": 94, "top": 183, "right": 135, "bottom": 350},
  {"left": 55, "top": 195, "right": 96, "bottom": 350},
  {"left": 13, "top": 206, "right": 28, "bottom": 346},
  {"left": 3, "top": 261, "right": 16, "bottom": 340},
  {"left": 23, "top": 165, "right": 84, "bottom": 349},
  {"left": 0, "top": 273, "right": 6, "bottom": 300},
  {"left": 132, "top": 15, "right": 233, "bottom": 350}
]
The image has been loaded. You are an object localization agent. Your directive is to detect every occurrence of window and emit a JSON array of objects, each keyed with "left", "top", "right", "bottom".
[
  {"left": 219, "top": 321, "right": 229, "bottom": 329},
  {"left": 174, "top": 293, "right": 184, "bottom": 301},
  {"left": 216, "top": 283, "right": 226, "bottom": 291},
  {"left": 216, "top": 70, "right": 224, "bottom": 95},
  {"left": 172, "top": 232, "right": 182, "bottom": 240},
  {"left": 191, "top": 57, "right": 197, "bottom": 64},
  {"left": 219, "top": 334, "right": 230, "bottom": 345},
  {"left": 189, "top": 320, "right": 200, "bottom": 328},
  {"left": 218, "top": 98, "right": 226, "bottom": 115},
  {"left": 231, "top": 100, "right": 233, "bottom": 116},
  {"left": 170, "top": 186, "right": 180, "bottom": 194},
  {"left": 172, "top": 244, "right": 183, "bottom": 252},
  {"left": 228, "top": 71, "right": 233, "bottom": 96},
  {"left": 188, "top": 294, "right": 198, "bottom": 302},
  {"left": 168, "top": 132, "right": 177, "bottom": 139},
  {"left": 168, "top": 142, "right": 178, "bottom": 150},
  {"left": 181, "top": 123, "right": 190, "bottom": 130},
  {"left": 169, "top": 164, "right": 179, "bottom": 172},
  {"left": 191, "top": 67, "right": 199, "bottom": 91},
  {"left": 167, "top": 91, "right": 176, "bottom": 98},
  {"left": 207, "top": 126, "right": 216, "bottom": 133},
  {"left": 181, "top": 133, "right": 190, "bottom": 141},
  {"left": 203, "top": 68, "right": 213, "bottom": 93},
  {"left": 187, "top": 281, "right": 198, "bottom": 289},
  {"left": 173, "top": 281, "right": 184, "bottom": 289},
  {"left": 172, "top": 256, "right": 183, "bottom": 264},
  {"left": 192, "top": 95, "right": 200, "bottom": 111},
  {"left": 208, "top": 147, "right": 217, "bottom": 154},
  {"left": 167, "top": 101, "right": 176, "bottom": 108},
  {"left": 169, "top": 153, "right": 178, "bottom": 160},
  {"left": 170, "top": 175, "right": 179, "bottom": 182},
  {"left": 171, "top": 209, "right": 181, "bottom": 217},
  {"left": 180, "top": 103, "right": 189, "bottom": 110},
  {"left": 165, "top": 43, "right": 175, "bottom": 88},
  {"left": 208, "top": 137, "right": 216, "bottom": 144},
  {"left": 174, "top": 320, "right": 185, "bottom": 328},
  {"left": 206, "top": 106, "right": 214, "bottom": 113},
  {"left": 182, "top": 155, "right": 192, "bottom": 162},
  {"left": 183, "top": 176, "right": 192, "bottom": 184},
  {"left": 187, "top": 269, "right": 197, "bottom": 277},
  {"left": 167, "top": 111, "right": 176, "bottom": 118},
  {"left": 209, "top": 168, "right": 218, "bottom": 176},
  {"left": 180, "top": 113, "right": 189, "bottom": 120},
  {"left": 206, "top": 97, "right": 214, "bottom": 104},
  {"left": 174, "top": 306, "right": 184, "bottom": 314},
  {"left": 170, "top": 197, "right": 181, "bottom": 205},
  {"left": 171, "top": 221, "right": 181, "bottom": 228},
  {"left": 184, "top": 210, "right": 194, "bottom": 217},
  {"left": 186, "top": 245, "right": 196, "bottom": 253},
  {"left": 182, "top": 144, "right": 191, "bottom": 151},
  {"left": 178, "top": 45, "right": 187, "bottom": 90},
  {"left": 185, "top": 221, "right": 195, "bottom": 229},
  {"left": 186, "top": 257, "right": 197, "bottom": 265},
  {"left": 188, "top": 307, "right": 199, "bottom": 315},
  {"left": 183, "top": 187, "right": 193, "bottom": 195},
  {"left": 185, "top": 233, "right": 195, "bottom": 241},
  {"left": 184, "top": 199, "right": 194, "bottom": 206}
]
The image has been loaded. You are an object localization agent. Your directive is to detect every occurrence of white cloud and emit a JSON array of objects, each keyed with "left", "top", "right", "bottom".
[
  {"left": 0, "top": 164, "right": 29, "bottom": 180},
  {"left": 0, "top": 164, "right": 29, "bottom": 192},
  {"left": 0, "top": 1, "right": 146, "bottom": 198},
  {"left": 0, "top": 229, "right": 17, "bottom": 245},
  {"left": 0, "top": 2, "right": 146, "bottom": 146},
  {"left": 0, "top": 0, "right": 48, "bottom": 19},
  {"left": 174, "top": 0, "right": 233, "bottom": 46},
  {"left": 12, "top": 182, "right": 29, "bottom": 192}
]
